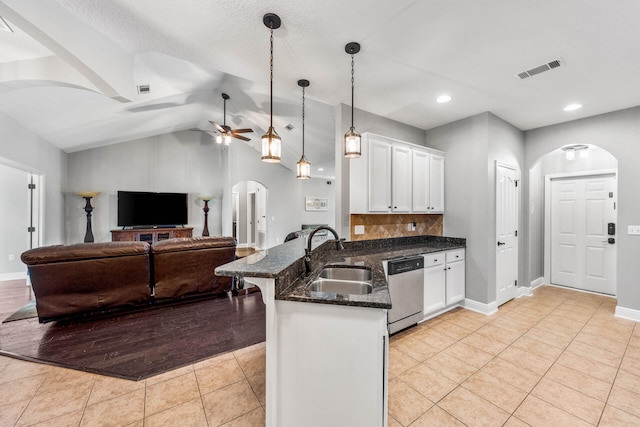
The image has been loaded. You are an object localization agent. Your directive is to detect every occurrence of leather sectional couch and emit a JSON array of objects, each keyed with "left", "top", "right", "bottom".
[{"left": 21, "top": 236, "right": 236, "bottom": 323}]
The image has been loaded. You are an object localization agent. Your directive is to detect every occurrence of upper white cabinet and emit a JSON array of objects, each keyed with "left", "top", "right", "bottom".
[{"left": 350, "top": 133, "right": 445, "bottom": 214}]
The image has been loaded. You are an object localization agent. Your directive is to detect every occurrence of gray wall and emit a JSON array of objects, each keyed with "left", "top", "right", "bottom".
[
  {"left": 426, "top": 112, "right": 525, "bottom": 305},
  {"left": 0, "top": 112, "right": 66, "bottom": 249},
  {"left": 66, "top": 130, "right": 225, "bottom": 243},
  {"left": 0, "top": 163, "right": 29, "bottom": 275},
  {"left": 300, "top": 178, "right": 336, "bottom": 228},
  {"left": 525, "top": 106, "right": 640, "bottom": 312},
  {"left": 526, "top": 147, "right": 618, "bottom": 282}
]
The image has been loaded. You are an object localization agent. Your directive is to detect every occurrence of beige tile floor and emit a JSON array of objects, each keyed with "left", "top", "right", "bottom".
[{"left": 0, "top": 285, "right": 639, "bottom": 426}]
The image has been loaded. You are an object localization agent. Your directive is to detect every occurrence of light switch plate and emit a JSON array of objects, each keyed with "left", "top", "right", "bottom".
[
  {"left": 628, "top": 225, "right": 640, "bottom": 235},
  {"left": 354, "top": 225, "right": 365, "bottom": 235}
]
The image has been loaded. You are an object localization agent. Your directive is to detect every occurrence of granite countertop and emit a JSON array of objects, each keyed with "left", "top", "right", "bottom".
[{"left": 215, "top": 235, "right": 466, "bottom": 310}]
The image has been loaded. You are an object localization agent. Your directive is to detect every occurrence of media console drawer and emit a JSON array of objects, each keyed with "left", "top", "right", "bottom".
[{"left": 111, "top": 227, "right": 193, "bottom": 244}]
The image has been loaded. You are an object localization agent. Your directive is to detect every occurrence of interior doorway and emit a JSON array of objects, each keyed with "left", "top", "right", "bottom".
[
  {"left": 231, "top": 180, "right": 267, "bottom": 250},
  {"left": 495, "top": 162, "right": 519, "bottom": 306},
  {"left": 547, "top": 172, "right": 617, "bottom": 295}
]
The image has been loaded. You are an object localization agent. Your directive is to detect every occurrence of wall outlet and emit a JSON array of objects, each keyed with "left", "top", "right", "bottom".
[
  {"left": 354, "top": 225, "right": 365, "bottom": 235},
  {"left": 628, "top": 225, "right": 640, "bottom": 235},
  {"left": 407, "top": 223, "right": 416, "bottom": 231},
  {"left": 8, "top": 254, "right": 15, "bottom": 261}
]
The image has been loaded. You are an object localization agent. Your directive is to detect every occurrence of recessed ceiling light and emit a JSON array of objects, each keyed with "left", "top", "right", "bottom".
[
  {"left": 564, "top": 103, "right": 582, "bottom": 111},
  {"left": 436, "top": 94, "right": 452, "bottom": 103},
  {"left": 317, "top": 168, "right": 324, "bottom": 171}
]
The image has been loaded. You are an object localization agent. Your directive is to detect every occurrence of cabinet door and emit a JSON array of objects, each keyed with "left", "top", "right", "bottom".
[
  {"left": 368, "top": 139, "right": 392, "bottom": 212},
  {"left": 412, "top": 150, "right": 430, "bottom": 212},
  {"left": 424, "top": 262, "right": 446, "bottom": 315},
  {"left": 429, "top": 154, "right": 445, "bottom": 213},
  {"left": 446, "top": 259, "right": 465, "bottom": 305},
  {"left": 392, "top": 145, "right": 412, "bottom": 212}
]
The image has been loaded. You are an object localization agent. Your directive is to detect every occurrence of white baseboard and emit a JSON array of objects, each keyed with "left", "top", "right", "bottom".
[
  {"left": 530, "top": 277, "right": 545, "bottom": 288},
  {"left": 463, "top": 298, "right": 498, "bottom": 316},
  {"left": 615, "top": 306, "right": 640, "bottom": 323},
  {"left": 0, "top": 271, "right": 27, "bottom": 282}
]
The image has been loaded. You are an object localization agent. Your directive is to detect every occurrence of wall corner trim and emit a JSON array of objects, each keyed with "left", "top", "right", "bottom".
[
  {"left": 614, "top": 306, "right": 640, "bottom": 323},
  {"left": 463, "top": 298, "right": 498, "bottom": 316}
]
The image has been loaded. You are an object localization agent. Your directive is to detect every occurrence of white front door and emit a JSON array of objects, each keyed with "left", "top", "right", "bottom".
[
  {"left": 496, "top": 163, "right": 519, "bottom": 306},
  {"left": 550, "top": 174, "right": 617, "bottom": 295}
]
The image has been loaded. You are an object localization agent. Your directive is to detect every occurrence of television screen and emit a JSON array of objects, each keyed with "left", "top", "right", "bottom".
[{"left": 117, "top": 191, "right": 188, "bottom": 227}]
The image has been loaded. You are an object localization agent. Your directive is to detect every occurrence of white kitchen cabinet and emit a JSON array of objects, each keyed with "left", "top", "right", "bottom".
[
  {"left": 349, "top": 133, "right": 445, "bottom": 215},
  {"left": 428, "top": 154, "right": 445, "bottom": 213},
  {"left": 392, "top": 144, "right": 412, "bottom": 212},
  {"left": 423, "top": 253, "right": 446, "bottom": 315},
  {"left": 367, "top": 137, "right": 392, "bottom": 212},
  {"left": 422, "top": 249, "right": 465, "bottom": 317},
  {"left": 275, "top": 300, "right": 388, "bottom": 427},
  {"left": 412, "top": 150, "right": 445, "bottom": 213},
  {"left": 445, "top": 249, "right": 466, "bottom": 305}
]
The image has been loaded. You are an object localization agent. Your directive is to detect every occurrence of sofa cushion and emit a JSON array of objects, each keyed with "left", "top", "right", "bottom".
[
  {"left": 151, "top": 236, "right": 236, "bottom": 300},
  {"left": 21, "top": 241, "right": 150, "bottom": 265}
]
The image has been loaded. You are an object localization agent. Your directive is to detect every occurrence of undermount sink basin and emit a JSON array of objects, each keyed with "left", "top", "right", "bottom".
[
  {"left": 308, "top": 267, "right": 373, "bottom": 295},
  {"left": 318, "top": 267, "right": 372, "bottom": 282},
  {"left": 308, "top": 278, "right": 373, "bottom": 295}
]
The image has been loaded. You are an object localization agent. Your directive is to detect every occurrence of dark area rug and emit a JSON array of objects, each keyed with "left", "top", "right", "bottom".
[{"left": 0, "top": 292, "right": 265, "bottom": 381}]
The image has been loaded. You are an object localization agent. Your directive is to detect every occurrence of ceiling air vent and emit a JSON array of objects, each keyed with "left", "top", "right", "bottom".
[
  {"left": 515, "top": 58, "right": 565, "bottom": 80},
  {"left": 137, "top": 84, "right": 150, "bottom": 94},
  {"left": 285, "top": 124, "right": 294, "bottom": 131}
]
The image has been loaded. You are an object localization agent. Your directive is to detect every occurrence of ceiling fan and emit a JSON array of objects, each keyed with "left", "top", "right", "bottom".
[{"left": 194, "top": 93, "right": 253, "bottom": 145}]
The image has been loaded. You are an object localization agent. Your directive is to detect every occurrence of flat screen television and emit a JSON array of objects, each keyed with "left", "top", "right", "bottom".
[{"left": 117, "top": 191, "right": 188, "bottom": 228}]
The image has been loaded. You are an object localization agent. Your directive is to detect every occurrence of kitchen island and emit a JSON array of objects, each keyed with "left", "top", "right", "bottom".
[{"left": 216, "top": 235, "right": 465, "bottom": 427}]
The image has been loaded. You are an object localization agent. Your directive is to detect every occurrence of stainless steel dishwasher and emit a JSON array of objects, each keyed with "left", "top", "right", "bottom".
[{"left": 387, "top": 256, "right": 424, "bottom": 334}]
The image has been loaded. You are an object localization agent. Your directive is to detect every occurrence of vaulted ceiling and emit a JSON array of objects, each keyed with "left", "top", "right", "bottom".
[{"left": 2, "top": 0, "right": 640, "bottom": 178}]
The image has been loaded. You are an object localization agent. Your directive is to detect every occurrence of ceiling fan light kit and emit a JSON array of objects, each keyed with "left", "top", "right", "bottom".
[
  {"left": 261, "top": 13, "right": 282, "bottom": 163},
  {"left": 206, "top": 92, "right": 253, "bottom": 145},
  {"left": 296, "top": 79, "right": 311, "bottom": 179},
  {"left": 344, "top": 42, "right": 362, "bottom": 159}
]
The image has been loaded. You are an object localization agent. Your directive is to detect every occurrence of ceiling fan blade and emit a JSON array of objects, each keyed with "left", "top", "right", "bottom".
[
  {"left": 233, "top": 134, "right": 251, "bottom": 141},
  {"left": 232, "top": 128, "right": 254, "bottom": 134},
  {"left": 209, "top": 121, "right": 225, "bottom": 133}
]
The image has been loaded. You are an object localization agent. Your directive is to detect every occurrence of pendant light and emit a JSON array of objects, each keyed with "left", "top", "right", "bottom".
[
  {"left": 261, "top": 13, "right": 282, "bottom": 163},
  {"left": 344, "top": 42, "right": 361, "bottom": 159},
  {"left": 296, "top": 79, "right": 311, "bottom": 179}
]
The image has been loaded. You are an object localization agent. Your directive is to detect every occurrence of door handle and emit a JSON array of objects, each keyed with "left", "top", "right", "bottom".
[{"left": 497, "top": 241, "right": 506, "bottom": 246}]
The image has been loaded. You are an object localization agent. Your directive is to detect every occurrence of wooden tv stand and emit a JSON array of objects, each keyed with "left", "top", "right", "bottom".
[{"left": 111, "top": 227, "right": 193, "bottom": 244}]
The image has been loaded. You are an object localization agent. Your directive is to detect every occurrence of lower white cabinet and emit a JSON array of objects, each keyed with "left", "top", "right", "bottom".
[
  {"left": 423, "top": 249, "right": 465, "bottom": 316},
  {"left": 274, "top": 300, "right": 388, "bottom": 427}
]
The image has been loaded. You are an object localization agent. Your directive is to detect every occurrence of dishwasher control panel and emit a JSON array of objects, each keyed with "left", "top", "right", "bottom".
[{"left": 388, "top": 256, "right": 424, "bottom": 275}]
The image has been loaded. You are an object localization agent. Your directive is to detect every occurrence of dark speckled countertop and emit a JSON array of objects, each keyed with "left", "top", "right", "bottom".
[{"left": 215, "top": 235, "right": 466, "bottom": 310}]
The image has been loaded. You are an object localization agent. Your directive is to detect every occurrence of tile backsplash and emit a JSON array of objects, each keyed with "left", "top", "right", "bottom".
[{"left": 350, "top": 214, "right": 443, "bottom": 241}]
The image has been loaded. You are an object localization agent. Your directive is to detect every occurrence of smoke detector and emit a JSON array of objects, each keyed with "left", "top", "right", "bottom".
[{"left": 515, "top": 58, "right": 565, "bottom": 80}]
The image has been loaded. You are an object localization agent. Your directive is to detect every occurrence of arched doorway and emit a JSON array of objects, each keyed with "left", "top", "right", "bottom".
[
  {"left": 528, "top": 145, "right": 618, "bottom": 295},
  {"left": 231, "top": 180, "right": 268, "bottom": 250}
]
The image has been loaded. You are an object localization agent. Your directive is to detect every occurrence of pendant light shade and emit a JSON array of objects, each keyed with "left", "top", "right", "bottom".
[
  {"left": 261, "top": 13, "right": 282, "bottom": 163},
  {"left": 296, "top": 79, "right": 311, "bottom": 179},
  {"left": 344, "top": 42, "right": 361, "bottom": 159}
]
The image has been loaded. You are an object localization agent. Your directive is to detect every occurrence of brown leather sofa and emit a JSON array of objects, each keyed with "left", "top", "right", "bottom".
[
  {"left": 21, "top": 236, "right": 237, "bottom": 323},
  {"left": 152, "top": 236, "right": 235, "bottom": 301}
]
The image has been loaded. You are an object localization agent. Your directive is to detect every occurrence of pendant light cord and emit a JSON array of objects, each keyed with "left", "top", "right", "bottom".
[
  {"left": 302, "top": 85, "right": 305, "bottom": 154},
  {"left": 350, "top": 53, "right": 355, "bottom": 130},
  {"left": 269, "top": 24, "right": 274, "bottom": 129}
]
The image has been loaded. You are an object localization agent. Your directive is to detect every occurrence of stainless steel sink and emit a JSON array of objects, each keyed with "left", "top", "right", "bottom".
[
  {"left": 308, "top": 278, "right": 373, "bottom": 295},
  {"left": 318, "top": 267, "right": 372, "bottom": 282},
  {"left": 308, "top": 267, "right": 373, "bottom": 295}
]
